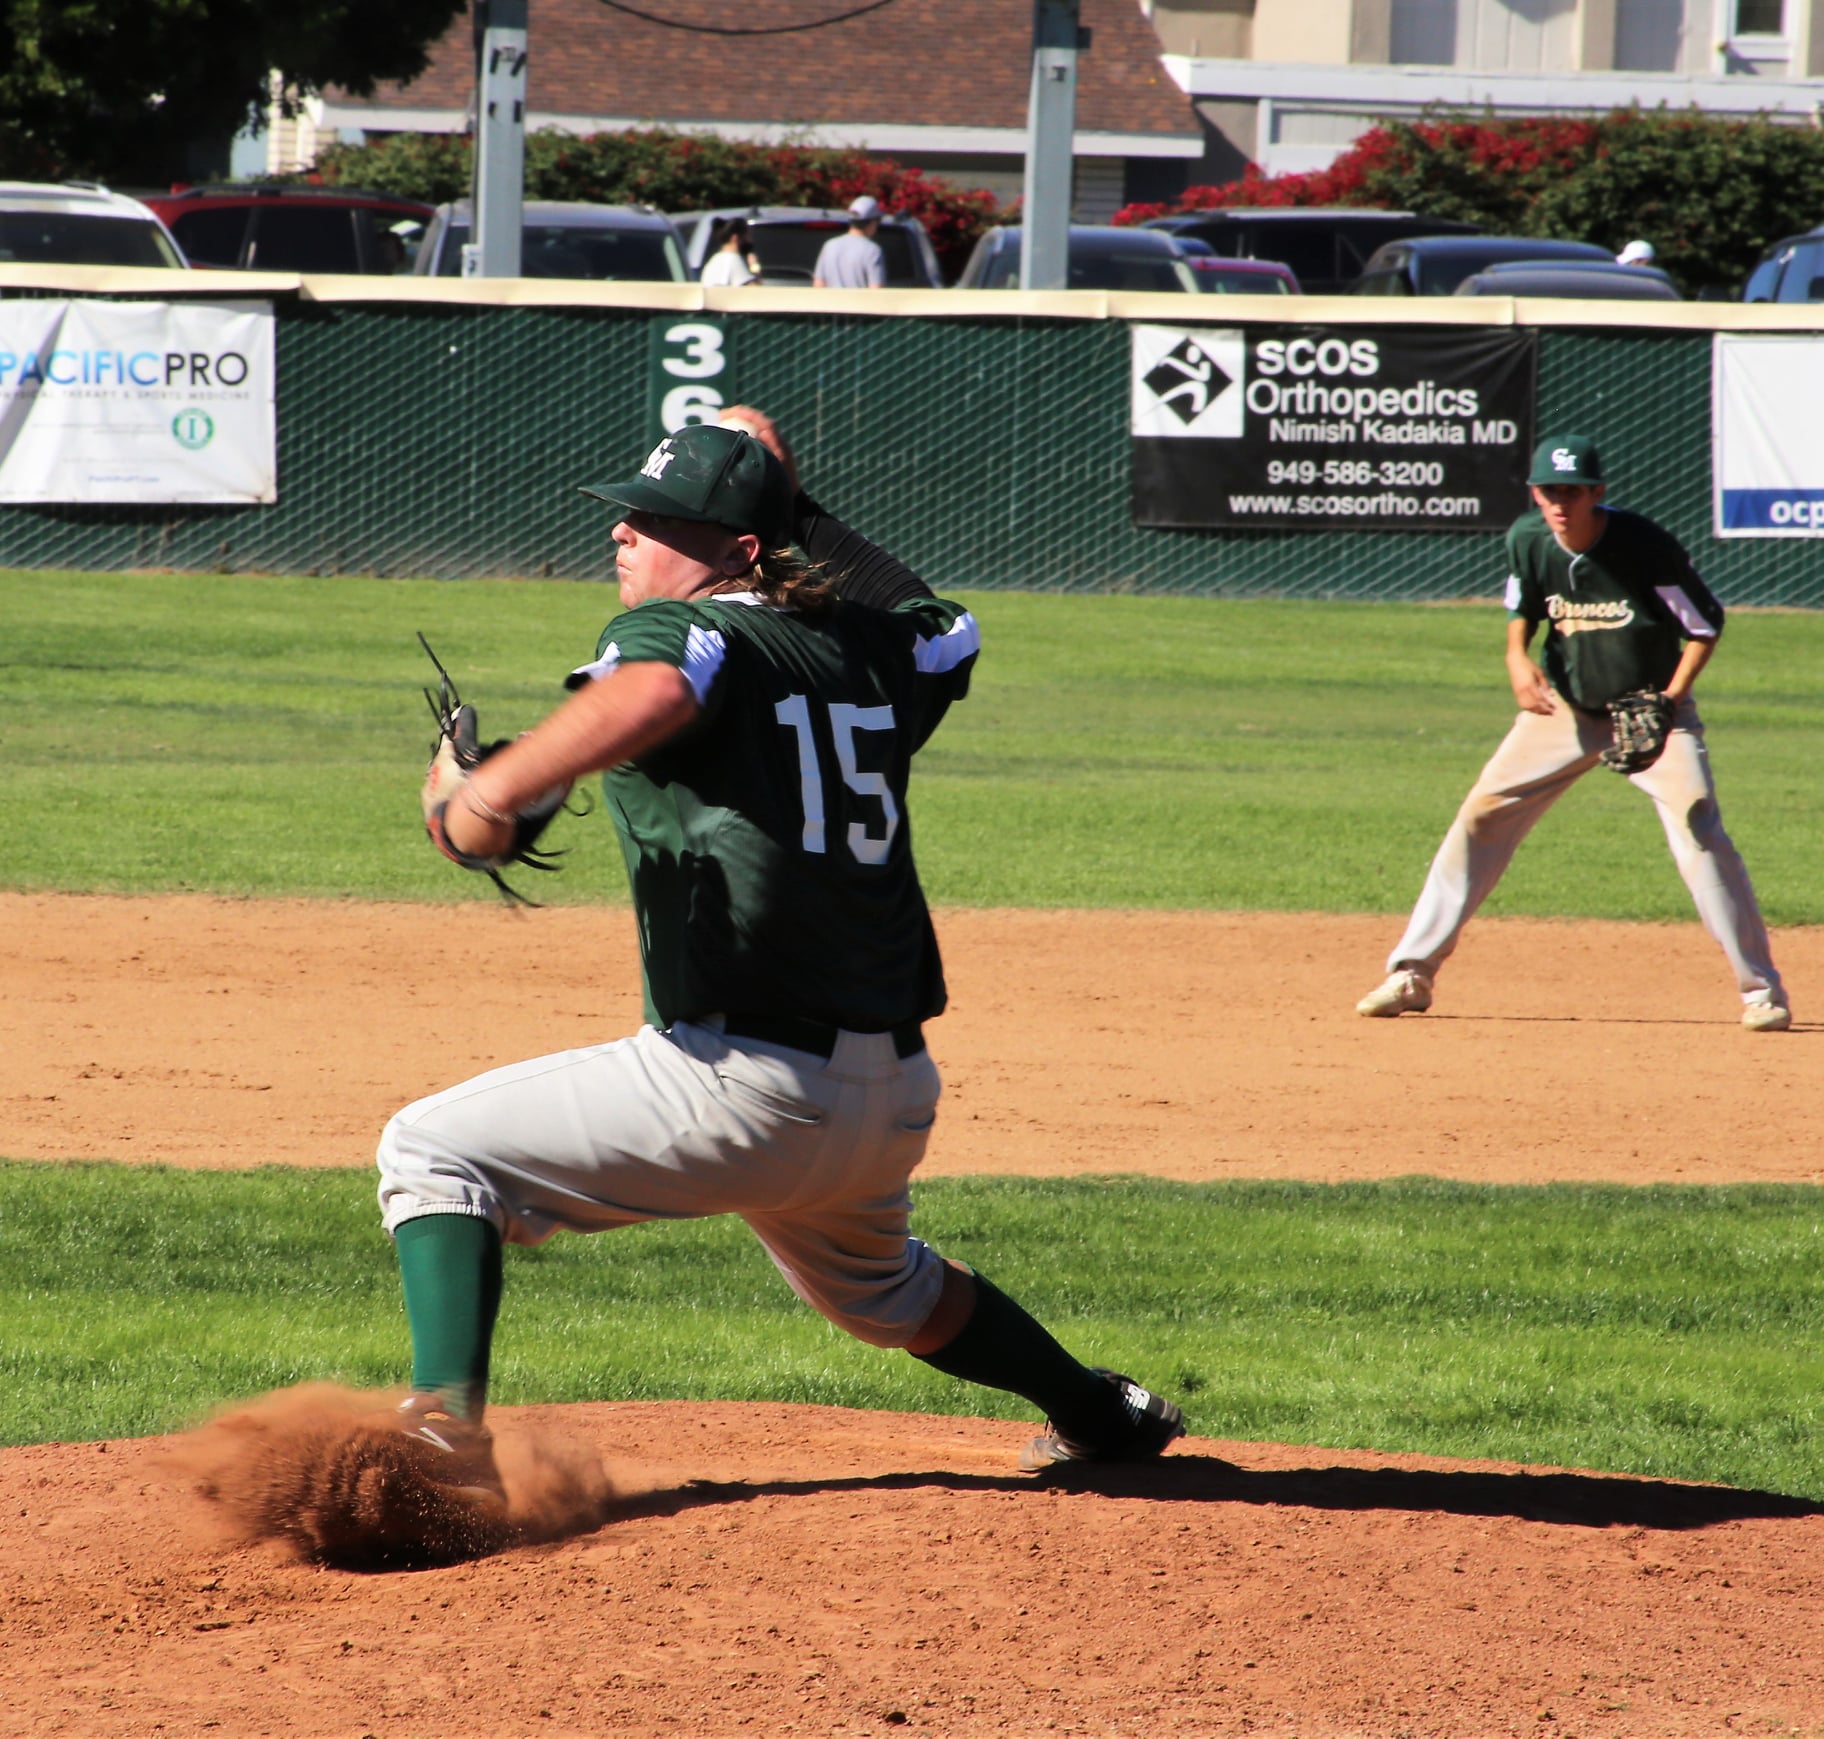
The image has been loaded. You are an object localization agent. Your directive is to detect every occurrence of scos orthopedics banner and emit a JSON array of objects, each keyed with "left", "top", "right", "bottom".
[
  {"left": 1130, "top": 324, "right": 1536, "bottom": 532},
  {"left": 0, "top": 299, "right": 275, "bottom": 504},
  {"left": 1712, "top": 334, "right": 1824, "bottom": 537}
]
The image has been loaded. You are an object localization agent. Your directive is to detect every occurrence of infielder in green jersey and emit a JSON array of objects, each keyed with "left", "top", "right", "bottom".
[
  {"left": 1358, "top": 433, "right": 1788, "bottom": 1031},
  {"left": 378, "top": 413, "right": 1183, "bottom": 1513}
]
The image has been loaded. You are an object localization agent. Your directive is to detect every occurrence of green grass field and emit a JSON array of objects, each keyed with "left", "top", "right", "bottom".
[
  {"left": 4, "top": 567, "right": 1822, "bottom": 918},
  {"left": 4, "top": 568, "right": 1821, "bottom": 1494},
  {"left": 4, "top": 1164, "right": 1821, "bottom": 1498}
]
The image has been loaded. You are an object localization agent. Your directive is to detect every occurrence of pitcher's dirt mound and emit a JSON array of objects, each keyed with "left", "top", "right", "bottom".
[
  {"left": 5, "top": 1400, "right": 1822, "bottom": 1738},
  {"left": 2, "top": 892, "right": 1819, "bottom": 1184},
  {"left": 7, "top": 893, "right": 1824, "bottom": 1735}
]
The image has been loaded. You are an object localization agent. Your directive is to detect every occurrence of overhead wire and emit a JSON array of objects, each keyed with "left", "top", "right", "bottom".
[{"left": 588, "top": 0, "right": 897, "bottom": 35}]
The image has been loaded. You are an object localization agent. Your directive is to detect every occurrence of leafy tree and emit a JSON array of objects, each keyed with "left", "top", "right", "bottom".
[
  {"left": 1115, "top": 108, "right": 1824, "bottom": 294},
  {"left": 0, "top": 0, "right": 467, "bottom": 186},
  {"left": 314, "top": 127, "right": 1008, "bottom": 283}
]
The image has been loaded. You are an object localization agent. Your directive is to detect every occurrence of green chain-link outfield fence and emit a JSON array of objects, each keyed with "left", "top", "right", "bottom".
[{"left": 2, "top": 291, "right": 1820, "bottom": 605}]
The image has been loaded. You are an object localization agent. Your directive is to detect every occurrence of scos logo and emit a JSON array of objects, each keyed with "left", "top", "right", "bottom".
[
  {"left": 1553, "top": 447, "right": 1577, "bottom": 472},
  {"left": 1130, "top": 325, "right": 1246, "bottom": 439}
]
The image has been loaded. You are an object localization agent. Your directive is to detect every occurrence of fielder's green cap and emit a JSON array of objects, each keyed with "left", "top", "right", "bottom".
[
  {"left": 580, "top": 424, "right": 793, "bottom": 547},
  {"left": 1528, "top": 433, "right": 1606, "bottom": 486}
]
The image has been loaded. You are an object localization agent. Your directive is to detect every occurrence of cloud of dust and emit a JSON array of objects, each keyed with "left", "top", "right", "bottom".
[{"left": 163, "top": 1384, "right": 616, "bottom": 1570}]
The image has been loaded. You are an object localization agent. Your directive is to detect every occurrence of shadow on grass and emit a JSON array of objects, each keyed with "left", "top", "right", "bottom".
[{"left": 612, "top": 1455, "right": 1821, "bottom": 1532}]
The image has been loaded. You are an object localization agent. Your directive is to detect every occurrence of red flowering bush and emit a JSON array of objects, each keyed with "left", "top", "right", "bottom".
[
  {"left": 1114, "top": 109, "right": 1824, "bottom": 293},
  {"left": 312, "top": 127, "right": 1006, "bottom": 282}
]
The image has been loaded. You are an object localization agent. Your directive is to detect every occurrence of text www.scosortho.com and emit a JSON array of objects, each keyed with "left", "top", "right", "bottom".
[{"left": 1226, "top": 491, "right": 1483, "bottom": 518}]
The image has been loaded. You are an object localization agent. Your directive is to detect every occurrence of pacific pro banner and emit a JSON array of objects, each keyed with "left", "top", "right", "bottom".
[
  {"left": 1712, "top": 334, "right": 1824, "bottom": 537},
  {"left": 1130, "top": 324, "right": 1536, "bottom": 532},
  {"left": 0, "top": 299, "right": 276, "bottom": 504}
]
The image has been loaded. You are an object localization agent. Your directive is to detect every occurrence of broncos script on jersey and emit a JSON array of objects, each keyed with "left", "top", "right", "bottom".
[{"left": 1504, "top": 507, "right": 1724, "bottom": 711}]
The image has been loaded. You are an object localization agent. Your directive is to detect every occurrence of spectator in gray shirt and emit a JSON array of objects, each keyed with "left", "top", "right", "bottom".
[{"left": 813, "top": 195, "right": 888, "bottom": 289}]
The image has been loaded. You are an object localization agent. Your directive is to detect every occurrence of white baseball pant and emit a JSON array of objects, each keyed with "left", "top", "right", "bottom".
[
  {"left": 377, "top": 1019, "right": 946, "bottom": 1348},
  {"left": 1385, "top": 695, "right": 1783, "bottom": 1005}
]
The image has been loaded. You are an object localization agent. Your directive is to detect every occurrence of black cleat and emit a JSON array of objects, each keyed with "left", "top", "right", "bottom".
[{"left": 1020, "top": 1369, "right": 1186, "bottom": 1472}]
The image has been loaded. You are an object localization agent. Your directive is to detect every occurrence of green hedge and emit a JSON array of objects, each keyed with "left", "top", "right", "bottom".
[{"left": 314, "top": 126, "right": 1007, "bottom": 282}]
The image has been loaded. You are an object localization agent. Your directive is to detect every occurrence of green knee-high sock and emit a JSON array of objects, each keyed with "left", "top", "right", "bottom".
[
  {"left": 912, "top": 1272, "right": 1130, "bottom": 1450},
  {"left": 393, "top": 1214, "right": 503, "bottom": 1420}
]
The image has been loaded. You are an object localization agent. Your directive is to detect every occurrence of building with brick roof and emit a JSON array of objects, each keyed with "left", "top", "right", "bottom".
[{"left": 280, "top": 0, "right": 1205, "bottom": 221}]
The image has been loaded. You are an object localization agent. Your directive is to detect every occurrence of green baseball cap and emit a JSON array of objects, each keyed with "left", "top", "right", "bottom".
[
  {"left": 1528, "top": 434, "right": 1606, "bottom": 486},
  {"left": 580, "top": 424, "right": 793, "bottom": 546}
]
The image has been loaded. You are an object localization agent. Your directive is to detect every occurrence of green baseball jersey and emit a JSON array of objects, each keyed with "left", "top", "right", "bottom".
[
  {"left": 1504, "top": 507, "right": 1724, "bottom": 710},
  {"left": 569, "top": 590, "right": 979, "bottom": 1032}
]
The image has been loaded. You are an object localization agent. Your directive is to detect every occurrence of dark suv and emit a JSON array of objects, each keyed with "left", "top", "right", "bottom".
[
  {"left": 955, "top": 225, "right": 1197, "bottom": 291},
  {"left": 1742, "top": 227, "right": 1824, "bottom": 302},
  {"left": 140, "top": 184, "right": 434, "bottom": 274},
  {"left": 1353, "top": 235, "right": 1615, "bottom": 296},
  {"left": 412, "top": 200, "right": 688, "bottom": 281},
  {"left": 1140, "top": 209, "right": 1479, "bottom": 294}
]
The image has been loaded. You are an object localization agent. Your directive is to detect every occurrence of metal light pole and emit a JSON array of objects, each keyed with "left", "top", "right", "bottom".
[
  {"left": 463, "top": 0, "right": 527, "bottom": 278},
  {"left": 1020, "top": 0, "right": 1085, "bottom": 291}
]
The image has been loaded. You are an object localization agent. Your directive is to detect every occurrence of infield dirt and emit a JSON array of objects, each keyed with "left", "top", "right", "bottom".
[{"left": 3, "top": 892, "right": 1821, "bottom": 1738}]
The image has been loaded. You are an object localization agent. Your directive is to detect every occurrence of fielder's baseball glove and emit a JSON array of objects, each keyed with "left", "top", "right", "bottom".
[
  {"left": 1599, "top": 688, "right": 1677, "bottom": 776},
  {"left": 418, "top": 633, "right": 572, "bottom": 905}
]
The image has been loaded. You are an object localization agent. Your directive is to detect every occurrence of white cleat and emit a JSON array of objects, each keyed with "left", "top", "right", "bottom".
[
  {"left": 1742, "top": 1000, "right": 1792, "bottom": 1033},
  {"left": 1356, "top": 968, "right": 1434, "bottom": 1018}
]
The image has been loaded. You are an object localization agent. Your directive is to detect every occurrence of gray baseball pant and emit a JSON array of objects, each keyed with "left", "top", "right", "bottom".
[
  {"left": 377, "top": 1018, "right": 946, "bottom": 1348},
  {"left": 1385, "top": 696, "right": 1783, "bottom": 1005}
]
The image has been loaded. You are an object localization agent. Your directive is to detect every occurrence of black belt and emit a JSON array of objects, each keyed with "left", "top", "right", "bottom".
[{"left": 721, "top": 1012, "right": 925, "bottom": 1060}]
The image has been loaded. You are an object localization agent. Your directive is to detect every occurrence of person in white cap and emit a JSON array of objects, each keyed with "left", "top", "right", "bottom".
[
  {"left": 1616, "top": 239, "right": 1656, "bottom": 267},
  {"left": 813, "top": 193, "right": 888, "bottom": 288}
]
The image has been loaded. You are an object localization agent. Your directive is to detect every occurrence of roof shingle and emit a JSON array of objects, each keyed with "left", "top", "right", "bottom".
[{"left": 336, "top": 0, "right": 1196, "bottom": 141}]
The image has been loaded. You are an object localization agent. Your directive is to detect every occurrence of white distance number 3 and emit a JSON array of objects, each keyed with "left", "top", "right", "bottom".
[{"left": 774, "top": 694, "right": 900, "bottom": 865}]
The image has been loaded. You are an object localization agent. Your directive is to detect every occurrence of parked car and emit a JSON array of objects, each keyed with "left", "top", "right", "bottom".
[
  {"left": 1454, "top": 260, "right": 1682, "bottom": 300},
  {"left": 1172, "top": 240, "right": 1300, "bottom": 294},
  {"left": 0, "top": 181, "right": 185, "bottom": 267},
  {"left": 1352, "top": 235, "right": 1614, "bottom": 297},
  {"left": 1741, "top": 226, "right": 1824, "bottom": 302},
  {"left": 956, "top": 225, "right": 1198, "bottom": 292},
  {"left": 140, "top": 184, "right": 432, "bottom": 274},
  {"left": 413, "top": 201, "right": 688, "bottom": 281},
  {"left": 1141, "top": 209, "right": 1479, "bottom": 294},
  {"left": 669, "top": 205, "right": 943, "bottom": 288}
]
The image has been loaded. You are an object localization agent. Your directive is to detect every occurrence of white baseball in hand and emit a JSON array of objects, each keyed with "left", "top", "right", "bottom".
[{"left": 718, "top": 414, "right": 763, "bottom": 439}]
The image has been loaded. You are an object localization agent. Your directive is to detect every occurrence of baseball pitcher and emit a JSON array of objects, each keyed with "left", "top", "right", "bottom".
[{"left": 379, "top": 413, "right": 1185, "bottom": 1516}]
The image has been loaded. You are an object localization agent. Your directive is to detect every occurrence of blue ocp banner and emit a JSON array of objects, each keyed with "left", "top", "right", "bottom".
[
  {"left": 1717, "top": 488, "right": 1824, "bottom": 533},
  {"left": 1712, "top": 334, "right": 1824, "bottom": 539}
]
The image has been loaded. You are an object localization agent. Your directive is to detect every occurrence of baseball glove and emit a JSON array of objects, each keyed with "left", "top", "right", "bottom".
[
  {"left": 417, "top": 633, "right": 572, "bottom": 905},
  {"left": 1599, "top": 688, "right": 1677, "bottom": 776}
]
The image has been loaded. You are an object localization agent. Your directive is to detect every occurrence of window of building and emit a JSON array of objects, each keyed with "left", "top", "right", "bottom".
[
  {"left": 1734, "top": 0, "right": 1784, "bottom": 32},
  {"left": 1391, "top": 0, "right": 1457, "bottom": 64},
  {"left": 1615, "top": 0, "right": 1685, "bottom": 69}
]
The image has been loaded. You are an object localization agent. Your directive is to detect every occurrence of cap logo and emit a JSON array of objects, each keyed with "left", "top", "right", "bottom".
[
  {"left": 1552, "top": 447, "right": 1576, "bottom": 472},
  {"left": 640, "top": 440, "right": 678, "bottom": 481}
]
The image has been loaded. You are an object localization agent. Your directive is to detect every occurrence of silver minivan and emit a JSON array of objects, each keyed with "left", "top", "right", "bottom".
[{"left": 0, "top": 181, "right": 186, "bottom": 268}]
